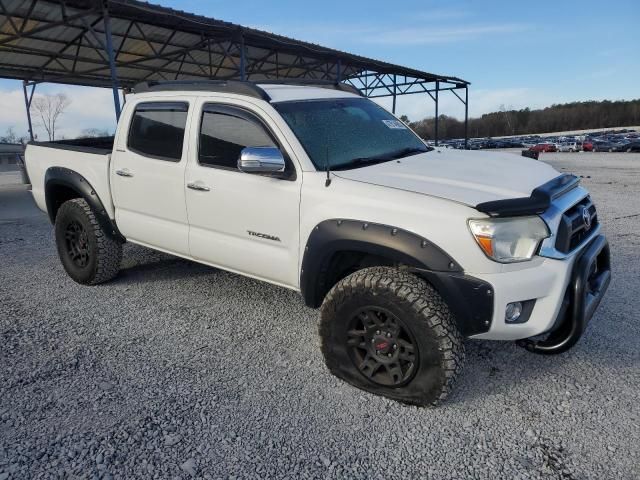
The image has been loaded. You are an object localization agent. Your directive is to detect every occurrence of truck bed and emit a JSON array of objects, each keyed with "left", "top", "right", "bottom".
[
  {"left": 32, "top": 136, "right": 115, "bottom": 154},
  {"left": 25, "top": 138, "right": 115, "bottom": 220}
]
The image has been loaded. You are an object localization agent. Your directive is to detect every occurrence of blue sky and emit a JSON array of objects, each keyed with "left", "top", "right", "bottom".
[{"left": 0, "top": 0, "right": 638, "bottom": 139}]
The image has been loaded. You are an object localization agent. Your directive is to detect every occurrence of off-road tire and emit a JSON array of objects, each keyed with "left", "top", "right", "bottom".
[
  {"left": 319, "top": 267, "right": 464, "bottom": 406},
  {"left": 54, "top": 198, "right": 122, "bottom": 285}
]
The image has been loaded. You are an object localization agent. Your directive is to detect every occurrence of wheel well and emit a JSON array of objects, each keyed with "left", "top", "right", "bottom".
[
  {"left": 46, "top": 183, "right": 81, "bottom": 222},
  {"left": 300, "top": 219, "right": 463, "bottom": 309},
  {"left": 318, "top": 250, "right": 396, "bottom": 304}
]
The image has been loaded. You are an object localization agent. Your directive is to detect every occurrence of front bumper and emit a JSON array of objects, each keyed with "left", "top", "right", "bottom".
[
  {"left": 518, "top": 234, "right": 611, "bottom": 354},
  {"left": 471, "top": 234, "right": 611, "bottom": 344}
]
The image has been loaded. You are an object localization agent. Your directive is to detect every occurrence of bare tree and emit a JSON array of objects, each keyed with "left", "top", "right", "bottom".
[
  {"left": 0, "top": 127, "right": 28, "bottom": 145},
  {"left": 79, "top": 128, "right": 112, "bottom": 138},
  {"left": 0, "top": 126, "right": 17, "bottom": 143},
  {"left": 499, "top": 104, "right": 515, "bottom": 135},
  {"left": 32, "top": 93, "right": 71, "bottom": 141}
]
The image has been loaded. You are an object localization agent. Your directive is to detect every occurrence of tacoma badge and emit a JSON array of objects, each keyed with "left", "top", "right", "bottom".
[{"left": 247, "top": 230, "right": 281, "bottom": 242}]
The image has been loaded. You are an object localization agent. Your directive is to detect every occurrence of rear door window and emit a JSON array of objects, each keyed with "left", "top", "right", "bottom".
[{"left": 128, "top": 102, "right": 188, "bottom": 161}]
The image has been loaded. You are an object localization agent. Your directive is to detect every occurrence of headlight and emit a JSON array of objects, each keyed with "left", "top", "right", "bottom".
[{"left": 468, "top": 216, "right": 550, "bottom": 263}]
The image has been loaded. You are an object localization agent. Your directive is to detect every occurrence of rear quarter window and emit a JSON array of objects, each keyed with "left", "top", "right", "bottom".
[{"left": 127, "top": 102, "right": 188, "bottom": 161}]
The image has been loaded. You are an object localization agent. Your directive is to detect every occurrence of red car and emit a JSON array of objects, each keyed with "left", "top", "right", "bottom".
[
  {"left": 529, "top": 143, "right": 557, "bottom": 152},
  {"left": 582, "top": 140, "right": 594, "bottom": 152}
]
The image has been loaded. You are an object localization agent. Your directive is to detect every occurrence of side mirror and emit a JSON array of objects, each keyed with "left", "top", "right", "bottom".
[{"left": 238, "top": 147, "right": 285, "bottom": 174}]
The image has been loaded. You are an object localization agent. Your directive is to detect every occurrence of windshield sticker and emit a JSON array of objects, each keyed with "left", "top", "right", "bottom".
[{"left": 382, "top": 120, "right": 407, "bottom": 130}]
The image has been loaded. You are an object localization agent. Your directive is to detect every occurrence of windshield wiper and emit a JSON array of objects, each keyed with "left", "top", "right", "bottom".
[
  {"left": 332, "top": 147, "right": 428, "bottom": 171},
  {"left": 332, "top": 156, "right": 390, "bottom": 170},
  {"left": 386, "top": 146, "right": 430, "bottom": 159}
]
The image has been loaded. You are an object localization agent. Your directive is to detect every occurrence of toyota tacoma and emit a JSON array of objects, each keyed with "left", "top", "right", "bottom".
[{"left": 24, "top": 80, "right": 611, "bottom": 406}]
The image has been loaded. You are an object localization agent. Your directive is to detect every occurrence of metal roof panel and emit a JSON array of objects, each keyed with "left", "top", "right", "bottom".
[{"left": 0, "top": 0, "right": 469, "bottom": 92}]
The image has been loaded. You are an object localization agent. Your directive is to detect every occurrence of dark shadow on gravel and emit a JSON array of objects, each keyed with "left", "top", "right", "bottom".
[
  {"left": 115, "top": 257, "right": 215, "bottom": 285},
  {"left": 108, "top": 243, "right": 220, "bottom": 286}
]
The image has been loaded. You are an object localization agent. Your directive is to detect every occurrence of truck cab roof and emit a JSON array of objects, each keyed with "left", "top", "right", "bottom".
[
  {"left": 131, "top": 79, "right": 362, "bottom": 103},
  {"left": 257, "top": 84, "right": 361, "bottom": 102}
]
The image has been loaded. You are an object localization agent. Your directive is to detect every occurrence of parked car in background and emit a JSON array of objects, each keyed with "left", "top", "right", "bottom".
[
  {"left": 610, "top": 140, "right": 631, "bottom": 152},
  {"left": 625, "top": 141, "right": 640, "bottom": 152},
  {"left": 405, "top": 129, "right": 638, "bottom": 152},
  {"left": 558, "top": 142, "right": 580, "bottom": 152},
  {"left": 592, "top": 140, "right": 618, "bottom": 152},
  {"left": 530, "top": 143, "right": 557, "bottom": 153}
]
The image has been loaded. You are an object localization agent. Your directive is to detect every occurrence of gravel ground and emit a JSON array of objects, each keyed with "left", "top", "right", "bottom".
[{"left": 1, "top": 152, "right": 639, "bottom": 479}]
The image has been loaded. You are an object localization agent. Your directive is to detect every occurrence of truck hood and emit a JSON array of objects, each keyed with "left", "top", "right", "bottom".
[{"left": 332, "top": 149, "right": 560, "bottom": 207}]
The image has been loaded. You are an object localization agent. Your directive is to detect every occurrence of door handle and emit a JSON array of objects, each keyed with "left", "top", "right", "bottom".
[
  {"left": 115, "top": 168, "right": 134, "bottom": 177},
  {"left": 187, "top": 182, "right": 210, "bottom": 192}
]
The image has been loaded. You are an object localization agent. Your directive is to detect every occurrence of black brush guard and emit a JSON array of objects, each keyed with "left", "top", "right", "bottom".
[{"left": 518, "top": 235, "right": 611, "bottom": 354}]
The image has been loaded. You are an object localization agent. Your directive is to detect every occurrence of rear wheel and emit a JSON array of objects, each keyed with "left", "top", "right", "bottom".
[
  {"left": 319, "top": 267, "right": 464, "bottom": 406},
  {"left": 54, "top": 198, "right": 122, "bottom": 285}
]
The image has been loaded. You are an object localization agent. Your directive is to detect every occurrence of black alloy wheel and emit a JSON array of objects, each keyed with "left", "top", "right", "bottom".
[
  {"left": 346, "top": 306, "right": 419, "bottom": 387},
  {"left": 54, "top": 198, "right": 122, "bottom": 285},
  {"left": 64, "top": 220, "right": 90, "bottom": 268},
  {"left": 319, "top": 267, "right": 464, "bottom": 406}
]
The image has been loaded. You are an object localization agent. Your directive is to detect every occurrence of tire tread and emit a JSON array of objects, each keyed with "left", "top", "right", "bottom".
[
  {"left": 57, "top": 198, "right": 122, "bottom": 285},
  {"left": 320, "top": 266, "right": 464, "bottom": 406}
]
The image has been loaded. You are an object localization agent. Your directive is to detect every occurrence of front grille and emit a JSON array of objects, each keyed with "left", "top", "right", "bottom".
[{"left": 555, "top": 196, "right": 598, "bottom": 253}]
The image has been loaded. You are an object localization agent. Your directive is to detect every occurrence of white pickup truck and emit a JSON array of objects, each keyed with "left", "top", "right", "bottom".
[{"left": 25, "top": 80, "right": 611, "bottom": 406}]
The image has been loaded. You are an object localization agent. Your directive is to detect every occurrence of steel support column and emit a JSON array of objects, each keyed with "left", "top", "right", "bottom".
[
  {"left": 434, "top": 80, "right": 439, "bottom": 146},
  {"left": 22, "top": 81, "right": 36, "bottom": 142},
  {"left": 464, "top": 86, "right": 469, "bottom": 149},
  {"left": 336, "top": 58, "right": 341, "bottom": 83},
  {"left": 240, "top": 33, "right": 246, "bottom": 81},
  {"left": 392, "top": 74, "right": 397, "bottom": 114},
  {"left": 102, "top": 7, "right": 121, "bottom": 120}
]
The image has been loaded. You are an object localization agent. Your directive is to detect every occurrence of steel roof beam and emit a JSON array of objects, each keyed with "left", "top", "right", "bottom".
[
  {"left": 0, "top": 0, "right": 21, "bottom": 35},
  {"left": 0, "top": 9, "right": 98, "bottom": 47}
]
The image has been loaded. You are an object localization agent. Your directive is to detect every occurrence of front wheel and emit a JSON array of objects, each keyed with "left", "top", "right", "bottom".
[
  {"left": 54, "top": 198, "right": 122, "bottom": 285},
  {"left": 319, "top": 267, "right": 464, "bottom": 406}
]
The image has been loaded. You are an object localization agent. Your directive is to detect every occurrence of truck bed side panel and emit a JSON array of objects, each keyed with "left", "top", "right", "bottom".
[{"left": 25, "top": 143, "right": 114, "bottom": 219}]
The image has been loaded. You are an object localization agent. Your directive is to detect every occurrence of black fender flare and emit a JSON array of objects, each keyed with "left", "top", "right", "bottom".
[
  {"left": 44, "top": 167, "right": 124, "bottom": 242},
  {"left": 300, "top": 219, "right": 493, "bottom": 337}
]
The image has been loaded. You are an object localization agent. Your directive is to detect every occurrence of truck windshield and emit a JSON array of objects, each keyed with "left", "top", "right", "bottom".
[{"left": 273, "top": 97, "right": 430, "bottom": 170}]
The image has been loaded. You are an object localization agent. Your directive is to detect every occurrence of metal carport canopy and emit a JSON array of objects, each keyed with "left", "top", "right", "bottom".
[{"left": 0, "top": 0, "right": 470, "bottom": 144}]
